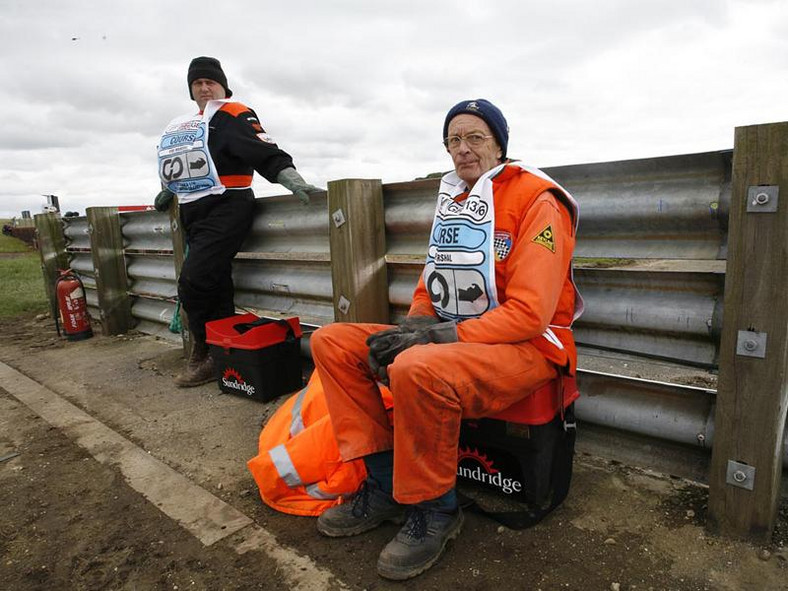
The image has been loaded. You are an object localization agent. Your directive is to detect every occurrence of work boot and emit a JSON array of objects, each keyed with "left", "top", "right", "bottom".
[
  {"left": 317, "top": 478, "right": 406, "bottom": 537},
  {"left": 174, "top": 339, "right": 215, "bottom": 387},
  {"left": 376, "top": 505, "right": 463, "bottom": 580}
]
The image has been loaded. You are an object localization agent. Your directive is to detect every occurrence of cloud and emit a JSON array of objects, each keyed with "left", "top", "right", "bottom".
[{"left": 0, "top": 0, "right": 786, "bottom": 218}]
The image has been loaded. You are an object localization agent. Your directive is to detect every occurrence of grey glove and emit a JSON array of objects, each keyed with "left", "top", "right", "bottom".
[
  {"left": 365, "top": 315, "right": 440, "bottom": 347},
  {"left": 365, "top": 315, "right": 441, "bottom": 382},
  {"left": 366, "top": 321, "right": 457, "bottom": 384},
  {"left": 276, "top": 167, "right": 322, "bottom": 205},
  {"left": 154, "top": 189, "right": 175, "bottom": 212},
  {"left": 398, "top": 315, "right": 441, "bottom": 332}
]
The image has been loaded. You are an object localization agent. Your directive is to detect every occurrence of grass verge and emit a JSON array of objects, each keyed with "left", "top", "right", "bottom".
[{"left": 0, "top": 251, "right": 48, "bottom": 319}]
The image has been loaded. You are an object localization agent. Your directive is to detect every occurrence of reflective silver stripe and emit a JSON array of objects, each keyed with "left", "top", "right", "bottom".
[
  {"left": 269, "top": 445, "right": 337, "bottom": 498},
  {"left": 268, "top": 444, "right": 302, "bottom": 488},
  {"left": 305, "top": 483, "right": 339, "bottom": 500},
  {"left": 542, "top": 327, "right": 565, "bottom": 350},
  {"left": 289, "top": 386, "right": 308, "bottom": 437}
]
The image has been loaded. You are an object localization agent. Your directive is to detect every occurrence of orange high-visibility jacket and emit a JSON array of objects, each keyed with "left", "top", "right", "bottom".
[{"left": 247, "top": 371, "right": 392, "bottom": 516}]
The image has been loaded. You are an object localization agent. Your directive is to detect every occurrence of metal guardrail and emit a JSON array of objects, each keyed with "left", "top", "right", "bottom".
[
  {"left": 120, "top": 211, "right": 178, "bottom": 340},
  {"left": 59, "top": 150, "right": 743, "bottom": 480},
  {"left": 546, "top": 151, "right": 732, "bottom": 260},
  {"left": 63, "top": 217, "right": 99, "bottom": 318},
  {"left": 572, "top": 267, "right": 723, "bottom": 367},
  {"left": 382, "top": 151, "right": 732, "bottom": 261},
  {"left": 122, "top": 210, "right": 173, "bottom": 252},
  {"left": 576, "top": 370, "right": 715, "bottom": 448},
  {"left": 63, "top": 216, "right": 91, "bottom": 251},
  {"left": 233, "top": 193, "right": 335, "bottom": 327}
]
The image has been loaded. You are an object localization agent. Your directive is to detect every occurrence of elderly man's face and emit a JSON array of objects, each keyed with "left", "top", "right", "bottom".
[
  {"left": 446, "top": 114, "right": 502, "bottom": 187},
  {"left": 191, "top": 78, "right": 226, "bottom": 112}
]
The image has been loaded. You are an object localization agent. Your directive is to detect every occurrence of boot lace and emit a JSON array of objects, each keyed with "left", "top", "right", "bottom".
[
  {"left": 404, "top": 506, "right": 428, "bottom": 540},
  {"left": 350, "top": 480, "right": 372, "bottom": 517}
]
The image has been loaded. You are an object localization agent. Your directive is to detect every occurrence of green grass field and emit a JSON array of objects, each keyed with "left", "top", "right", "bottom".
[{"left": 0, "top": 228, "right": 48, "bottom": 318}]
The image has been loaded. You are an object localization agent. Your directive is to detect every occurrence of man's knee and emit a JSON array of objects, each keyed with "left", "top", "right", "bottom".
[
  {"left": 309, "top": 325, "right": 334, "bottom": 361},
  {"left": 310, "top": 323, "right": 356, "bottom": 362},
  {"left": 388, "top": 348, "right": 443, "bottom": 393}
]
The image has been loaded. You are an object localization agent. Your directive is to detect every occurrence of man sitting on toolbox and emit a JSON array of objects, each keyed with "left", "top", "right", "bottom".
[
  {"left": 154, "top": 56, "right": 321, "bottom": 387},
  {"left": 309, "top": 98, "right": 583, "bottom": 580}
]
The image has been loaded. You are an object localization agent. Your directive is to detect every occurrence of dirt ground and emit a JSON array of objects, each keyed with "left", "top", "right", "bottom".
[{"left": 1, "top": 312, "right": 787, "bottom": 591}]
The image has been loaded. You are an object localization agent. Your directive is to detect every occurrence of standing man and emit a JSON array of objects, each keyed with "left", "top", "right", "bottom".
[
  {"left": 156, "top": 56, "right": 320, "bottom": 387},
  {"left": 309, "top": 99, "right": 582, "bottom": 580}
]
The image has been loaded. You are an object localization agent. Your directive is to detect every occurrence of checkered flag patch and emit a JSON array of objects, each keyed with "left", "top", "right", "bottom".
[{"left": 494, "top": 231, "right": 512, "bottom": 261}]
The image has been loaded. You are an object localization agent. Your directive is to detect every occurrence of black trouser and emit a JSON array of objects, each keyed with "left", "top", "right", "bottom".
[{"left": 178, "top": 190, "right": 256, "bottom": 342}]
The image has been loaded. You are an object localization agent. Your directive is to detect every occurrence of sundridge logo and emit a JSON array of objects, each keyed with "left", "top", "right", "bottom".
[
  {"left": 457, "top": 446, "right": 522, "bottom": 495},
  {"left": 221, "top": 368, "right": 255, "bottom": 396}
]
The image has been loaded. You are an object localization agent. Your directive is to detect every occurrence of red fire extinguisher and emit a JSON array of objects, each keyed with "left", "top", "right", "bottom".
[{"left": 55, "top": 269, "right": 93, "bottom": 341}]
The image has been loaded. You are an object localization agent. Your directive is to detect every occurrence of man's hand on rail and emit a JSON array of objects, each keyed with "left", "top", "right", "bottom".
[
  {"left": 154, "top": 189, "right": 175, "bottom": 212},
  {"left": 276, "top": 167, "right": 323, "bottom": 205}
]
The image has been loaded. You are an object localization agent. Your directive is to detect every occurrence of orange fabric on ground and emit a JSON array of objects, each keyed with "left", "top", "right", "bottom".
[{"left": 247, "top": 372, "right": 370, "bottom": 516}]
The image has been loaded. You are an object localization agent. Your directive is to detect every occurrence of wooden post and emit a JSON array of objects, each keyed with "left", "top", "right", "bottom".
[
  {"left": 327, "top": 179, "right": 389, "bottom": 323},
  {"left": 708, "top": 122, "right": 788, "bottom": 541},
  {"left": 34, "top": 213, "right": 68, "bottom": 323},
  {"left": 168, "top": 199, "right": 190, "bottom": 354},
  {"left": 86, "top": 207, "right": 133, "bottom": 335}
]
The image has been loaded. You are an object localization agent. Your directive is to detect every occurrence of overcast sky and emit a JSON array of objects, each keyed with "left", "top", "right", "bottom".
[{"left": 1, "top": 0, "right": 786, "bottom": 218}]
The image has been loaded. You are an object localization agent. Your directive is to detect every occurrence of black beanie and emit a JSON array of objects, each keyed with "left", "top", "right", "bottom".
[
  {"left": 443, "top": 99, "right": 509, "bottom": 159},
  {"left": 187, "top": 56, "right": 233, "bottom": 99}
]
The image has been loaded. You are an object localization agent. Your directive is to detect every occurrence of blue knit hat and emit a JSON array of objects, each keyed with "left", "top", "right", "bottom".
[{"left": 443, "top": 99, "right": 509, "bottom": 158}]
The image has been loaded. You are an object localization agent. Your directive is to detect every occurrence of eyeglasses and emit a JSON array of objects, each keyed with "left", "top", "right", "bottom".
[{"left": 443, "top": 133, "right": 494, "bottom": 150}]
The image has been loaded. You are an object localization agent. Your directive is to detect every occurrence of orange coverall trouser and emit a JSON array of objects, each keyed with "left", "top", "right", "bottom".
[{"left": 310, "top": 322, "right": 558, "bottom": 505}]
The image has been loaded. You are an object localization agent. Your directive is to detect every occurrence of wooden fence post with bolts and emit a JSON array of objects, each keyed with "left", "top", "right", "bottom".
[
  {"left": 168, "top": 200, "right": 191, "bottom": 355},
  {"left": 34, "top": 212, "right": 69, "bottom": 326},
  {"left": 327, "top": 179, "right": 390, "bottom": 323},
  {"left": 86, "top": 207, "right": 133, "bottom": 335},
  {"left": 707, "top": 122, "right": 788, "bottom": 541}
]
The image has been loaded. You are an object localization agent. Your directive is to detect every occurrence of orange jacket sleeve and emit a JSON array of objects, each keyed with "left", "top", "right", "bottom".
[
  {"left": 408, "top": 275, "right": 438, "bottom": 318},
  {"left": 456, "top": 192, "right": 574, "bottom": 344}
]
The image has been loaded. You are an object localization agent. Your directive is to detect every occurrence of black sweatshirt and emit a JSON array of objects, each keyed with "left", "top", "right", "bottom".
[{"left": 207, "top": 102, "right": 295, "bottom": 185}]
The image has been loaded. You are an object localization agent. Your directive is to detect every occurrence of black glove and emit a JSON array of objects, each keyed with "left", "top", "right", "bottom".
[
  {"left": 276, "top": 168, "right": 322, "bottom": 205},
  {"left": 367, "top": 321, "right": 457, "bottom": 384},
  {"left": 154, "top": 189, "right": 175, "bottom": 212}
]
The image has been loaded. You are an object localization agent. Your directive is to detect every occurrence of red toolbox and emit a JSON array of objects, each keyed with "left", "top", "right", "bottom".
[{"left": 206, "top": 313, "right": 303, "bottom": 402}]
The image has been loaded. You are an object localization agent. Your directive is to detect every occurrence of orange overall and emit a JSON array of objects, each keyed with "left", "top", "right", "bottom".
[{"left": 310, "top": 165, "right": 579, "bottom": 505}]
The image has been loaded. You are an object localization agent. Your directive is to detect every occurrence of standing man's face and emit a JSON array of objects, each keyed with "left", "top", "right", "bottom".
[{"left": 191, "top": 78, "right": 226, "bottom": 111}]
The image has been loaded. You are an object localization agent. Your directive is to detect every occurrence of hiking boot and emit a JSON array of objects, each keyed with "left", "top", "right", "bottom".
[
  {"left": 376, "top": 505, "right": 463, "bottom": 580},
  {"left": 317, "top": 479, "right": 406, "bottom": 537},
  {"left": 174, "top": 340, "right": 215, "bottom": 388}
]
